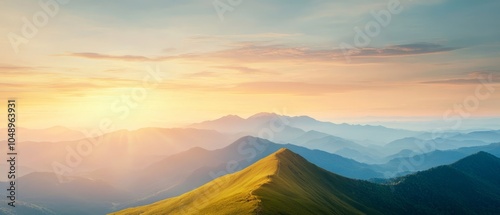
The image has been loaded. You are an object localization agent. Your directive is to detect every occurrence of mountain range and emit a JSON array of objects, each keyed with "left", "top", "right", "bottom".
[
  {"left": 376, "top": 142, "right": 500, "bottom": 176},
  {"left": 190, "top": 113, "right": 418, "bottom": 144},
  {"left": 3, "top": 113, "right": 500, "bottom": 214},
  {"left": 112, "top": 149, "right": 500, "bottom": 215},
  {"left": 0, "top": 127, "right": 236, "bottom": 173},
  {"left": 114, "top": 136, "right": 381, "bottom": 209},
  {"left": 7, "top": 136, "right": 499, "bottom": 214}
]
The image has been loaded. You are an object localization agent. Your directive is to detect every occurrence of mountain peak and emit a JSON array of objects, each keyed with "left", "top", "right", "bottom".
[
  {"left": 113, "top": 148, "right": 354, "bottom": 214},
  {"left": 113, "top": 146, "right": 500, "bottom": 215},
  {"left": 245, "top": 148, "right": 300, "bottom": 176},
  {"left": 452, "top": 151, "right": 500, "bottom": 168},
  {"left": 457, "top": 151, "right": 497, "bottom": 162},
  {"left": 271, "top": 148, "right": 302, "bottom": 162},
  {"left": 247, "top": 112, "right": 280, "bottom": 119},
  {"left": 219, "top": 114, "right": 244, "bottom": 120},
  {"left": 275, "top": 147, "right": 290, "bottom": 154},
  {"left": 470, "top": 151, "right": 495, "bottom": 157}
]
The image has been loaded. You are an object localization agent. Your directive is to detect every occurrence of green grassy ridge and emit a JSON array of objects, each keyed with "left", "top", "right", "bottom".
[
  {"left": 253, "top": 149, "right": 384, "bottom": 214},
  {"left": 110, "top": 149, "right": 284, "bottom": 215},
  {"left": 112, "top": 149, "right": 500, "bottom": 215},
  {"left": 111, "top": 148, "right": 400, "bottom": 214}
]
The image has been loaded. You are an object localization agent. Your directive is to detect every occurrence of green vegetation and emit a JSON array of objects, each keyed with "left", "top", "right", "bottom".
[{"left": 111, "top": 150, "right": 500, "bottom": 215}]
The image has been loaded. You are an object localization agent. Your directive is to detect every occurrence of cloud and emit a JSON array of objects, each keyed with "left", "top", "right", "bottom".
[
  {"left": 209, "top": 44, "right": 331, "bottom": 61},
  {"left": 186, "top": 33, "right": 300, "bottom": 43},
  {"left": 0, "top": 65, "right": 33, "bottom": 71},
  {"left": 1, "top": 75, "right": 146, "bottom": 94},
  {"left": 146, "top": 80, "right": 382, "bottom": 96},
  {"left": 62, "top": 42, "right": 459, "bottom": 63},
  {"left": 203, "top": 42, "right": 459, "bottom": 62},
  {"left": 343, "top": 43, "right": 460, "bottom": 57},
  {"left": 62, "top": 52, "right": 174, "bottom": 62},
  {"left": 0, "top": 65, "right": 52, "bottom": 74},
  {"left": 421, "top": 72, "right": 498, "bottom": 85},
  {"left": 183, "top": 66, "right": 271, "bottom": 79},
  {"left": 222, "top": 81, "right": 378, "bottom": 95},
  {"left": 211, "top": 66, "right": 263, "bottom": 74},
  {"left": 184, "top": 71, "right": 218, "bottom": 78},
  {"left": 0, "top": 65, "right": 67, "bottom": 79}
]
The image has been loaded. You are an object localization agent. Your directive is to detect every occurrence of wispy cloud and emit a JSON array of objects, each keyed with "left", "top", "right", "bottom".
[
  {"left": 211, "top": 66, "right": 264, "bottom": 74},
  {"left": 62, "top": 42, "right": 458, "bottom": 63},
  {"left": 186, "top": 33, "right": 300, "bottom": 42},
  {"left": 181, "top": 66, "right": 272, "bottom": 79},
  {"left": 183, "top": 71, "right": 218, "bottom": 78},
  {"left": 202, "top": 42, "right": 460, "bottom": 63},
  {"left": 344, "top": 43, "right": 460, "bottom": 57},
  {"left": 0, "top": 65, "right": 34, "bottom": 71},
  {"left": 221, "top": 81, "right": 380, "bottom": 95},
  {"left": 63, "top": 52, "right": 165, "bottom": 61},
  {"left": 421, "top": 71, "right": 498, "bottom": 85}
]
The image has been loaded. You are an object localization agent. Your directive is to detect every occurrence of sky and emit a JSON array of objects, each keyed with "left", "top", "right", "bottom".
[{"left": 1, "top": 0, "right": 499, "bottom": 130}]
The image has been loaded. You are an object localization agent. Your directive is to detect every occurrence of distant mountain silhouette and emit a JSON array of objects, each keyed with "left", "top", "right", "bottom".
[
  {"left": 7, "top": 127, "right": 235, "bottom": 174},
  {"left": 377, "top": 142, "right": 500, "bottom": 175},
  {"left": 449, "top": 130, "right": 500, "bottom": 143},
  {"left": 190, "top": 112, "right": 418, "bottom": 144},
  {"left": 383, "top": 137, "right": 488, "bottom": 155}
]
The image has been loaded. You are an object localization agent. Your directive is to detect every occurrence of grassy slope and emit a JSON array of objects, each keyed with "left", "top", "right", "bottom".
[
  {"left": 112, "top": 150, "right": 500, "bottom": 215},
  {"left": 112, "top": 148, "right": 387, "bottom": 215},
  {"left": 110, "top": 149, "right": 282, "bottom": 215},
  {"left": 254, "top": 149, "right": 390, "bottom": 215}
]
